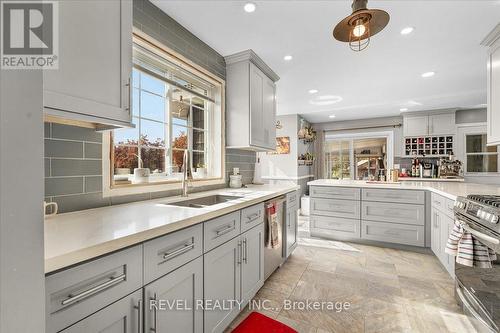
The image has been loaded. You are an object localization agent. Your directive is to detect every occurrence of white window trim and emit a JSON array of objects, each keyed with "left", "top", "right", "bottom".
[
  {"left": 324, "top": 130, "right": 394, "bottom": 179},
  {"left": 456, "top": 123, "right": 500, "bottom": 177},
  {"left": 102, "top": 32, "right": 226, "bottom": 198}
]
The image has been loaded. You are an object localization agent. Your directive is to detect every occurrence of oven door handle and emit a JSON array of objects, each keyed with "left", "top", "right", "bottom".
[
  {"left": 462, "top": 224, "right": 500, "bottom": 245},
  {"left": 456, "top": 286, "right": 497, "bottom": 333}
]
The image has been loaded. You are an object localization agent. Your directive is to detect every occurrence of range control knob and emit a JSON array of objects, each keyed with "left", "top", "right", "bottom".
[{"left": 491, "top": 215, "right": 499, "bottom": 224}]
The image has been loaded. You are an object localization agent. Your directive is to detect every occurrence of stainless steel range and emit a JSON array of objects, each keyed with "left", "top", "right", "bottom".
[{"left": 454, "top": 195, "right": 500, "bottom": 333}]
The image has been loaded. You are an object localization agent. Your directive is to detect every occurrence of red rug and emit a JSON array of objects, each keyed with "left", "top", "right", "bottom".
[{"left": 231, "top": 312, "right": 298, "bottom": 333}]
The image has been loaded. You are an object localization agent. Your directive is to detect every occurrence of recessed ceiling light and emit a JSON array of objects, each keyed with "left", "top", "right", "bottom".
[
  {"left": 308, "top": 89, "right": 318, "bottom": 94},
  {"left": 400, "top": 27, "right": 414, "bottom": 35},
  {"left": 310, "top": 95, "right": 343, "bottom": 106},
  {"left": 283, "top": 55, "right": 293, "bottom": 61},
  {"left": 400, "top": 108, "right": 408, "bottom": 112},
  {"left": 329, "top": 115, "right": 336, "bottom": 119},
  {"left": 243, "top": 2, "right": 256, "bottom": 13},
  {"left": 421, "top": 71, "right": 435, "bottom": 78},
  {"left": 408, "top": 100, "right": 423, "bottom": 106}
]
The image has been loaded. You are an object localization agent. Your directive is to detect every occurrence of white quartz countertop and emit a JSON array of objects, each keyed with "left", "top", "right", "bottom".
[
  {"left": 398, "top": 177, "right": 464, "bottom": 182},
  {"left": 44, "top": 184, "right": 298, "bottom": 274},
  {"left": 307, "top": 179, "right": 500, "bottom": 201}
]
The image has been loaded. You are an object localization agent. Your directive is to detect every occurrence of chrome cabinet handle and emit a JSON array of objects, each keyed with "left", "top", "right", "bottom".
[
  {"left": 150, "top": 293, "right": 158, "bottom": 332},
  {"left": 237, "top": 241, "right": 242, "bottom": 265},
  {"left": 134, "top": 299, "right": 142, "bottom": 333},
  {"left": 125, "top": 76, "right": 131, "bottom": 112},
  {"left": 162, "top": 242, "right": 194, "bottom": 261},
  {"left": 243, "top": 238, "right": 248, "bottom": 264},
  {"left": 215, "top": 224, "right": 235, "bottom": 236},
  {"left": 246, "top": 212, "right": 259, "bottom": 222},
  {"left": 61, "top": 273, "right": 126, "bottom": 306}
]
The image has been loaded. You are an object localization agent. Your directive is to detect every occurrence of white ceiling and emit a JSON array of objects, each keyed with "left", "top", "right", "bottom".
[{"left": 152, "top": 0, "right": 500, "bottom": 123}]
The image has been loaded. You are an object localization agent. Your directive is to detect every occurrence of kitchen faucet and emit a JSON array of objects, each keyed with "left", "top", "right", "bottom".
[{"left": 181, "top": 149, "right": 193, "bottom": 197}]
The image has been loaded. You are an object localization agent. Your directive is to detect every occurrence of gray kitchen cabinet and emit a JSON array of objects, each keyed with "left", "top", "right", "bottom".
[
  {"left": 204, "top": 237, "right": 242, "bottom": 333},
  {"left": 429, "top": 113, "right": 456, "bottom": 135},
  {"left": 225, "top": 50, "right": 280, "bottom": 151},
  {"left": 241, "top": 203, "right": 264, "bottom": 233},
  {"left": 241, "top": 224, "right": 264, "bottom": 305},
  {"left": 482, "top": 24, "right": 500, "bottom": 145},
  {"left": 43, "top": 0, "right": 133, "bottom": 128},
  {"left": 361, "top": 220, "right": 425, "bottom": 247},
  {"left": 204, "top": 211, "right": 241, "bottom": 252},
  {"left": 144, "top": 257, "right": 203, "bottom": 333},
  {"left": 46, "top": 245, "right": 142, "bottom": 333},
  {"left": 362, "top": 201, "right": 425, "bottom": 226},
  {"left": 362, "top": 188, "right": 425, "bottom": 205},
  {"left": 310, "top": 186, "right": 361, "bottom": 200},
  {"left": 402, "top": 112, "right": 456, "bottom": 137},
  {"left": 310, "top": 215, "right": 360, "bottom": 240},
  {"left": 285, "top": 203, "right": 298, "bottom": 258},
  {"left": 431, "top": 194, "right": 456, "bottom": 278},
  {"left": 403, "top": 115, "right": 429, "bottom": 137},
  {"left": 310, "top": 197, "right": 361, "bottom": 219},
  {"left": 60, "top": 290, "right": 142, "bottom": 333},
  {"left": 431, "top": 209, "right": 441, "bottom": 257}
]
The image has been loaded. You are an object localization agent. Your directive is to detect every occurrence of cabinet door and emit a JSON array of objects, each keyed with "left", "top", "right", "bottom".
[
  {"left": 60, "top": 290, "right": 141, "bottom": 333},
  {"left": 262, "top": 77, "right": 276, "bottom": 150},
  {"left": 429, "top": 113, "right": 456, "bottom": 135},
  {"left": 440, "top": 213, "right": 455, "bottom": 277},
  {"left": 286, "top": 207, "right": 298, "bottom": 257},
  {"left": 249, "top": 63, "right": 267, "bottom": 149},
  {"left": 488, "top": 38, "right": 500, "bottom": 145},
  {"left": 430, "top": 209, "right": 441, "bottom": 257},
  {"left": 241, "top": 224, "right": 264, "bottom": 305},
  {"left": 403, "top": 116, "right": 428, "bottom": 137},
  {"left": 204, "top": 237, "right": 241, "bottom": 333},
  {"left": 144, "top": 257, "right": 203, "bottom": 333},
  {"left": 43, "top": 0, "right": 132, "bottom": 125}
]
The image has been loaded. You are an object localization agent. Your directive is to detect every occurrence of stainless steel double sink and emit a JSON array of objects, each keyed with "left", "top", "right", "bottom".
[{"left": 164, "top": 194, "right": 243, "bottom": 208}]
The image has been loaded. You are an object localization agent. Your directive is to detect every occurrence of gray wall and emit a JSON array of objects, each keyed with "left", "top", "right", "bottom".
[
  {"left": 44, "top": 124, "right": 253, "bottom": 213},
  {"left": 1, "top": 69, "right": 45, "bottom": 330},
  {"left": 456, "top": 108, "right": 487, "bottom": 124},
  {"left": 45, "top": 0, "right": 257, "bottom": 213}
]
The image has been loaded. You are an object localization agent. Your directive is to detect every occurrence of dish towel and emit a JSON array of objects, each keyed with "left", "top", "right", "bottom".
[
  {"left": 266, "top": 202, "right": 280, "bottom": 249},
  {"left": 445, "top": 219, "right": 497, "bottom": 268}
]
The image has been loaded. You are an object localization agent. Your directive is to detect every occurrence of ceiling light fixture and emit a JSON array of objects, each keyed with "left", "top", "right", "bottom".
[
  {"left": 308, "top": 89, "right": 319, "bottom": 94},
  {"left": 333, "top": 0, "right": 390, "bottom": 52},
  {"left": 243, "top": 2, "right": 256, "bottom": 13},
  {"left": 310, "top": 95, "right": 343, "bottom": 106},
  {"left": 283, "top": 55, "right": 293, "bottom": 61},
  {"left": 400, "top": 108, "right": 408, "bottom": 112},
  {"left": 421, "top": 71, "right": 435, "bottom": 78},
  {"left": 329, "top": 115, "right": 337, "bottom": 119},
  {"left": 400, "top": 27, "right": 414, "bottom": 35}
]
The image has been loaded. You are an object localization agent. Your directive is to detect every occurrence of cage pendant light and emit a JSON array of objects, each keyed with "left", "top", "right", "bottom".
[{"left": 333, "top": 0, "right": 389, "bottom": 52}]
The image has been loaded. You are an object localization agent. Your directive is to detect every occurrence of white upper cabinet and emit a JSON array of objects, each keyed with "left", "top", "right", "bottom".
[
  {"left": 403, "top": 111, "right": 456, "bottom": 137},
  {"left": 225, "top": 50, "right": 279, "bottom": 151},
  {"left": 43, "top": 0, "right": 133, "bottom": 129},
  {"left": 403, "top": 115, "right": 429, "bottom": 137},
  {"left": 482, "top": 24, "right": 500, "bottom": 146}
]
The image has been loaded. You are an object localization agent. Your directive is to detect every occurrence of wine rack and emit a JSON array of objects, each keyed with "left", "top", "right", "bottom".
[{"left": 404, "top": 136, "right": 454, "bottom": 157}]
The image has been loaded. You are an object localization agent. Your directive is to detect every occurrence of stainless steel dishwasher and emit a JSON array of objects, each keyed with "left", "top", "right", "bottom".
[{"left": 264, "top": 196, "right": 286, "bottom": 280}]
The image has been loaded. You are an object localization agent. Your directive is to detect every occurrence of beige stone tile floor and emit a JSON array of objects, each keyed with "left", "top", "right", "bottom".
[{"left": 225, "top": 216, "right": 477, "bottom": 333}]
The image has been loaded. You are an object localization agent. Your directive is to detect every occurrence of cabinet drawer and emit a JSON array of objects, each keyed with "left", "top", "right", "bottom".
[
  {"left": 362, "top": 201, "right": 425, "bottom": 225},
  {"left": 310, "top": 215, "right": 360, "bottom": 239},
  {"left": 241, "top": 203, "right": 264, "bottom": 233},
  {"left": 204, "top": 211, "right": 241, "bottom": 252},
  {"left": 46, "top": 245, "right": 142, "bottom": 333},
  {"left": 362, "top": 188, "right": 425, "bottom": 204},
  {"left": 431, "top": 193, "right": 455, "bottom": 218},
  {"left": 286, "top": 191, "right": 298, "bottom": 209},
  {"left": 361, "top": 220, "right": 425, "bottom": 247},
  {"left": 311, "top": 197, "right": 361, "bottom": 219},
  {"left": 310, "top": 186, "right": 361, "bottom": 200},
  {"left": 144, "top": 224, "right": 203, "bottom": 284}
]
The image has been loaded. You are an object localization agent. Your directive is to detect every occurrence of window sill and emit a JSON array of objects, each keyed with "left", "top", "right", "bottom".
[{"left": 102, "top": 178, "right": 226, "bottom": 198}]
